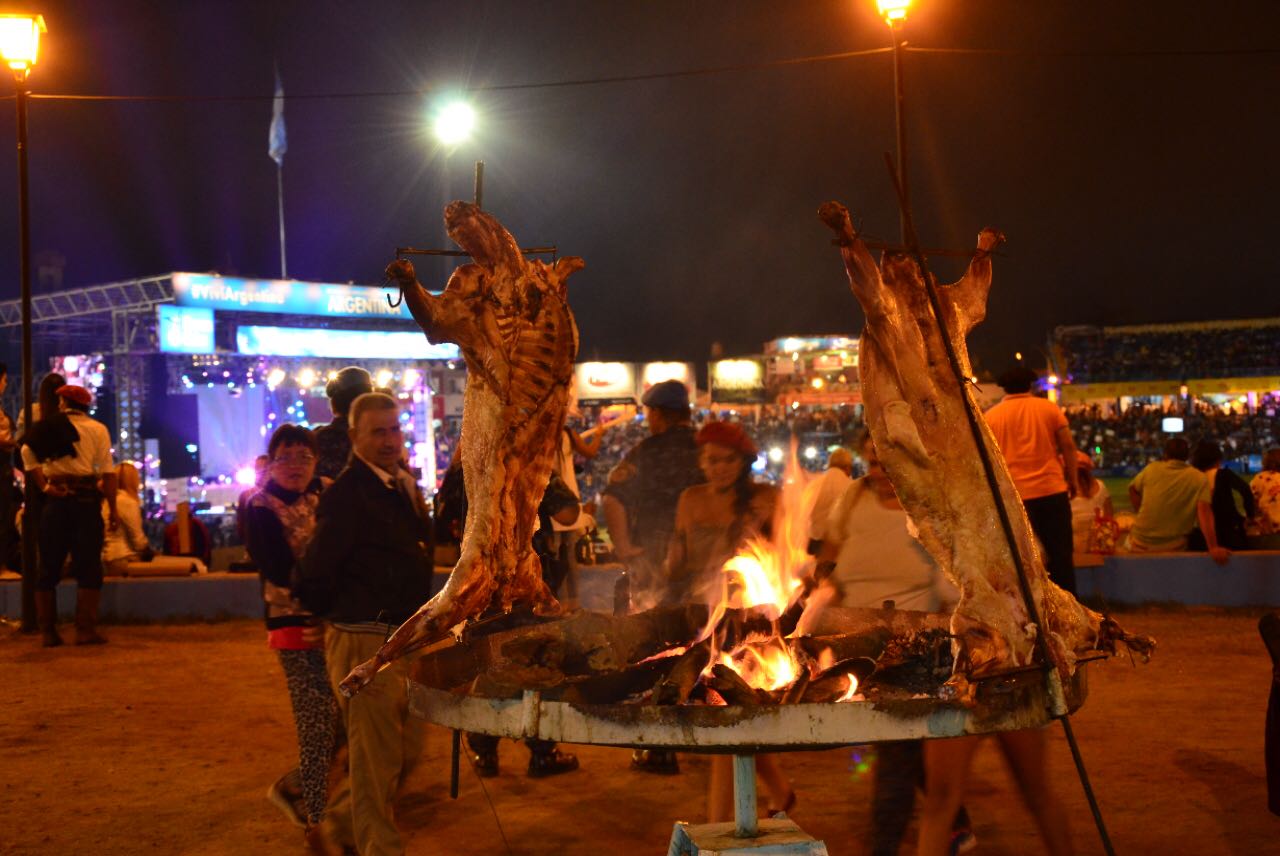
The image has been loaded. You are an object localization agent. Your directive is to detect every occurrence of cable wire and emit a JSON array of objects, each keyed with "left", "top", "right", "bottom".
[
  {"left": 5, "top": 42, "right": 1274, "bottom": 105},
  {"left": 22, "top": 46, "right": 893, "bottom": 104},
  {"left": 906, "top": 45, "right": 1280, "bottom": 58}
]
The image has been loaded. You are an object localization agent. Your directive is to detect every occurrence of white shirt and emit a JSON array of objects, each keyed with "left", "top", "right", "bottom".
[
  {"left": 103, "top": 491, "right": 149, "bottom": 562},
  {"left": 826, "top": 479, "right": 947, "bottom": 612},
  {"left": 21, "top": 411, "right": 113, "bottom": 477},
  {"left": 803, "top": 466, "right": 852, "bottom": 542}
]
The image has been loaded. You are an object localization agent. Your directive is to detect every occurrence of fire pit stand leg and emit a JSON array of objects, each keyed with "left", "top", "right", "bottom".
[
  {"left": 733, "top": 754, "right": 758, "bottom": 839},
  {"left": 665, "top": 753, "right": 829, "bottom": 855}
]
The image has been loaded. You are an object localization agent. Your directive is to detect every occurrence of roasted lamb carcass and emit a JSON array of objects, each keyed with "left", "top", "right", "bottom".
[
  {"left": 818, "top": 201, "right": 1152, "bottom": 691},
  {"left": 340, "top": 201, "right": 583, "bottom": 696}
]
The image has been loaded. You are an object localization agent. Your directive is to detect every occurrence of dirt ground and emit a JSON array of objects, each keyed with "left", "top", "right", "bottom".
[{"left": 0, "top": 607, "right": 1274, "bottom": 855}]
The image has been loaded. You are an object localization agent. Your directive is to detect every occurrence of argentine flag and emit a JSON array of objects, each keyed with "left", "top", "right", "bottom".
[{"left": 268, "top": 69, "right": 287, "bottom": 165}]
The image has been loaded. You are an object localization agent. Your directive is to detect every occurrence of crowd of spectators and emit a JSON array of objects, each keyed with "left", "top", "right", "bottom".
[
  {"left": 1068, "top": 395, "right": 1280, "bottom": 472},
  {"left": 561, "top": 405, "right": 867, "bottom": 505},
  {"left": 431, "top": 390, "right": 1279, "bottom": 494},
  {"left": 1056, "top": 321, "right": 1280, "bottom": 383}
]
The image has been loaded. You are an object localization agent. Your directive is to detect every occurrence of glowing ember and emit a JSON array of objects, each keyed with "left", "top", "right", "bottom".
[
  {"left": 637, "top": 646, "right": 687, "bottom": 664},
  {"left": 816, "top": 647, "right": 836, "bottom": 674},
  {"left": 835, "top": 673, "right": 860, "bottom": 703}
]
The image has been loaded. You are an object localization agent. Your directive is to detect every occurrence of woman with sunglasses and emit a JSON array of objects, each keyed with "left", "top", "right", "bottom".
[{"left": 243, "top": 424, "right": 340, "bottom": 853}]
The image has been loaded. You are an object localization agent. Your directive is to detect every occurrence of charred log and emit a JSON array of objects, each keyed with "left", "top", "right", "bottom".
[
  {"left": 653, "top": 640, "right": 713, "bottom": 705},
  {"left": 707, "top": 664, "right": 770, "bottom": 706}
]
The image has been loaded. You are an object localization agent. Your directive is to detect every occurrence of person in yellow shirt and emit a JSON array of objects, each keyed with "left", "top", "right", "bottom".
[{"left": 983, "top": 365, "right": 1080, "bottom": 594}]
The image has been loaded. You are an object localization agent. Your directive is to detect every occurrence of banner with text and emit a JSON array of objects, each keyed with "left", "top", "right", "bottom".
[
  {"left": 709, "top": 359, "right": 767, "bottom": 404},
  {"left": 173, "top": 272, "right": 413, "bottom": 320}
]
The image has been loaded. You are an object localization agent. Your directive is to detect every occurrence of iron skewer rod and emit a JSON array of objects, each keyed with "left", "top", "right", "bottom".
[
  {"left": 880, "top": 152, "right": 1116, "bottom": 856},
  {"left": 394, "top": 245, "right": 557, "bottom": 257},
  {"left": 450, "top": 729, "right": 461, "bottom": 799}
]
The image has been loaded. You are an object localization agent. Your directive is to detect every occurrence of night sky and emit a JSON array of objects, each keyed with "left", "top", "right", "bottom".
[{"left": 2, "top": 0, "right": 1278, "bottom": 375}]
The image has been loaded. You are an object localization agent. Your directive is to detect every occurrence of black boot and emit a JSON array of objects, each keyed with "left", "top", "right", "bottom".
[
  {"left": 36, "top": 590, "right": 63, "bottom": 648},
  {"left": 466, "top": 734, "right": 499, "bottom": 777},
  {"left": 527, "top": 741, "right": 578, "bottom": 778},
  {"left": 630, "top": 749, "right": 679, "bottom": 775}
]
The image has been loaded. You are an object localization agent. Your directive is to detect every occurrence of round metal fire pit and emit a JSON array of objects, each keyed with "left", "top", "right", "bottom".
[{"left": 406, "top": 606, "right": 1085, "bottom": 752}]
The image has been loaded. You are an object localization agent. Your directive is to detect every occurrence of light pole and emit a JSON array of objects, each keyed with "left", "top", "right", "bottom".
[
  {"left": 875, "top": 0, "right": 911, "bottom": 242},
  {"left": 0, "top": 12, "right": 46, "bottom": 633}
]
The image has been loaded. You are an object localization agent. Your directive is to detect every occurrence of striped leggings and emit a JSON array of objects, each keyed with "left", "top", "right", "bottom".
[{"left": 277, "top": 648, "right": 340, "bottom": 825}]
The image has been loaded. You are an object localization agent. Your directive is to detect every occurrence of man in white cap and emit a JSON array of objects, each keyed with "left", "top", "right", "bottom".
[{"left": 803, "top": 447, "right": 854, "bottom": 555}]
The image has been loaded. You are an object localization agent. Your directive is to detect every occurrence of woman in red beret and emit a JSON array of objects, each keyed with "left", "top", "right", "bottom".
[
  {"left": 664, "top": 421, "right": 794, "bottom": 819},
  {"left": 662, "top": 421, "right": 776, "bottom": 606}
]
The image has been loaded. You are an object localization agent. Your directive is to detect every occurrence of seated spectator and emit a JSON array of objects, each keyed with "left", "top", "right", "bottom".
[
  {"left": 1252, "top": 449, "right": 1280, "bottom": 546},
  {"left": 102, "top": 462, "right": 153, "bottom": 575},
  {"left": 164, "top": 500, "right": 210, "bottom": 566},
  {"left": 1070, "top": 451, "right": 1114, "bottom": 554},
  {"left": 1188, "top": 440, "right": 1254, "bottom": 552},
  {"left": 1126, "top": 437, "right": 1201, "bottom": 550},
  {"left": 1126, "top": 438, "right": 1227, "bottom": 563}
]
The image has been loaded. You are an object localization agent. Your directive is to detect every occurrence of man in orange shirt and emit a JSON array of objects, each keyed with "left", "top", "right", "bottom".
[{"left": 984, "top": 365, "right": 1081, "bottom": 594}]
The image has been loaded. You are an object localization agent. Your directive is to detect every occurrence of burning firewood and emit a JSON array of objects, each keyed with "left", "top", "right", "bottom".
[
  {"left": 340, "top": 202, "right": 584, "bottom": 697},
  {"left": 653, "top": 639, "right": 714, "bottom": 705},
  {"left": 818, "top": 201, "right": 1155, "bottom": 690},
  {"left": 707, "top": 664, "right": 770, "bottom": 706},
  {"left": 800, "top": 657, "right": 876, "bottom": 704}
]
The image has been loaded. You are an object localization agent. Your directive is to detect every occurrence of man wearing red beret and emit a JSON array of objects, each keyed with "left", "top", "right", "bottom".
[{"left": 20, "top": 384, "right": 117, "bottom": 646}]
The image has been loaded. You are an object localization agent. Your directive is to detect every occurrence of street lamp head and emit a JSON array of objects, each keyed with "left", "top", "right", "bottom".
[
  {"left": 0, "top": 13, "right": 46, "bottom": 79},
  {"left": 432, "top": 99, "right": 476, "bottom": 146},
  {"left": 875, "top": 0, "right": 910, "bottom": 26}
]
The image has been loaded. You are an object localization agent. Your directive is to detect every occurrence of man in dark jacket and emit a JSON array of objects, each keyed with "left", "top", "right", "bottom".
[
  {"left": 600, "top": 379, "right": 704, "bottom": 598},
  {"left": 296, "top": 392, "right": 432, "bottom": 856},
  {"left": 599, "top": 379, "right": 703, "bottom": 774}
]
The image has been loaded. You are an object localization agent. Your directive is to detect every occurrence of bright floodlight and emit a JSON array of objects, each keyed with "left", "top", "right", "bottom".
[
  {"left": 0, "top": 14, "right": 46, "bottom": 75},
  {"left": 875, "top": 0, "right": 910, "bottom": 25},
  {"left": 433, "top": 100, "right": 475, "bottom": 145}
]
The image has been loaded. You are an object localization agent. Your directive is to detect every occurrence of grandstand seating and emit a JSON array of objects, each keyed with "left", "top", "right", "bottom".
[{"left": 1055, "top": 319, "right": 1280, "bottom": 383}]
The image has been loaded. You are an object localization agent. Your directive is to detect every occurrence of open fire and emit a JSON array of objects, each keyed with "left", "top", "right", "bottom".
[{"left": 687, "top": 444, "right": 865, "bottom": 703}]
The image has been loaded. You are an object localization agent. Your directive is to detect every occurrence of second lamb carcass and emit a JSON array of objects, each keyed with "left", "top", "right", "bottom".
[
  {"left": 340, "top": 201, "right": 583, "bottom": 696},
  {"left": 818, "top": 201, "right": 1152, "bottom": 692}
]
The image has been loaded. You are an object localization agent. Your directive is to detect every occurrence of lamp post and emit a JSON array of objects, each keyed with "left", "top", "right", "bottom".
[
  {"left": 875, "top": 0, "right": 911, "bottom": 242},
  {"left": 0, "top": 12, "right": 46, "bottom": 633}
]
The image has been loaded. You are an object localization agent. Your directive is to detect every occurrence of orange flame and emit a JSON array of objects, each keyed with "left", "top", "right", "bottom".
[{"left": 717, "top": 638, "right": 801, "bottom": 692}]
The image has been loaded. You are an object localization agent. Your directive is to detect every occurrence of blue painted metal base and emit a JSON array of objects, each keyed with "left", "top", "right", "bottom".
[{"left": 667, "top": 818, "right": 829, "bottom": 855}]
